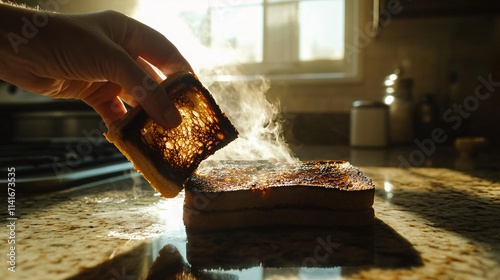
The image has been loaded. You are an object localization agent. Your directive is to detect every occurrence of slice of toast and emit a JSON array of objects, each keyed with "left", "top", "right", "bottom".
[
  {"left": 183, "top": 160, "right": 375, "bottom": 231},
  {"left": 105, "top": 71, "right": 238, "bottom": 198}
]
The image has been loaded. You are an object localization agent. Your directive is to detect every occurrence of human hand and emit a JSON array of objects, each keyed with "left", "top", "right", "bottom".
[{"left": 0, "top": 4, "right": 193, "bottom": 128}]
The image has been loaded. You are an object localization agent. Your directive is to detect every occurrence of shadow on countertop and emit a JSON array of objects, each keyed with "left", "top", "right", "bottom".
[{"left": 376, "top": 170, "right": 500, "bottom": 263}]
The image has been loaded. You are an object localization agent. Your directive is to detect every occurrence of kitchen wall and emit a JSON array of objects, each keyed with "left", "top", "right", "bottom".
[
  {"left": 10, "top": 0, "right": 500, "bottom": 146},
  {"left": 273, "top": 2, "right": 500, "bottom": 146}
]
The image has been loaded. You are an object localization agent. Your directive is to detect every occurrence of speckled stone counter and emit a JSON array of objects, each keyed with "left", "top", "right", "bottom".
[{"left": 1, "top": 161, "right": 500, "bottom": 279}]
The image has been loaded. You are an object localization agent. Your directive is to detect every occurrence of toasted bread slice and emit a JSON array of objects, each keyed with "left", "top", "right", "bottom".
[
  {"left": 105, "top": 71, "right": 238, "bottom": 198},
  {"left": 183, "top": 160, "right": 375, "bottom": 230}
]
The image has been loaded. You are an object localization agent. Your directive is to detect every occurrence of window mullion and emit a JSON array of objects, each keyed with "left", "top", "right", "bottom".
[
  {"left": 263, "top": 0, "right": 269, "bottom": 68},
  {"left": 291, "top": 1, "right": 299, "bottom": 65},
  {"left": 264, "top": 0, "right": 299, "bottom": 73}
]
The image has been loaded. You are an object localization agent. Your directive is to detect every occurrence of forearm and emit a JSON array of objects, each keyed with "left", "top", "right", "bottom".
[
  {"left": 0, "top": 3, "right": 188, "bottom": 128},
  {"left": 0, "top": 3, "right": 37, "bottom": 35},
  {"left": 1, "top": 4, "right": 25, "bottom": 79},
  {"left": 0, "top": 3, "right": 55, "bottom": 56}
]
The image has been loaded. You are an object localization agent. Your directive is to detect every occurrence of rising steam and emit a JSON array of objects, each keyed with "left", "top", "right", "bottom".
[
  {"left": 132, "top": 1, "right": 297, "bottom": 163},
  {"left": 200, "top": 69, "right": 297, "bottom": 163}
]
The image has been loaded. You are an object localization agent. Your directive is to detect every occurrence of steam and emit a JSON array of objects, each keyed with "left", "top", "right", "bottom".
[
  {"left": 200, "top": 69, "right": 297, "bottom": 163},
  {"left": 131, "top": 2, "right": 297, "bottom": 163}
]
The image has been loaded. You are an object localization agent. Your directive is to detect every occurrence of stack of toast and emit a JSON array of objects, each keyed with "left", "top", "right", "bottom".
[{"left": 105, "top": 71, "right": 375, "bottom": 230}]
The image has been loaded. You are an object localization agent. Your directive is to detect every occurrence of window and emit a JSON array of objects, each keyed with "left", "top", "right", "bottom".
[{"left": 132, "top": 0, "right": 359, "bottom": 82}]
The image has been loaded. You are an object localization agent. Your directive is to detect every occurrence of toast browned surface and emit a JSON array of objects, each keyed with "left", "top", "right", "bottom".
[
  {"left": 183, "top": 160, "right": 375, "bottom": 230},
  {"left": 105, "top": 71, "right": 238, "bottom": 198}
]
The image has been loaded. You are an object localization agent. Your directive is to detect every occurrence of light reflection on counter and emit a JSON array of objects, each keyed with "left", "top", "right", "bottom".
[
  {"left": 384, "top": 180, "right": 394, "bottom": 200},
  {"left": 142, "top": 191, "right": 358, "bottom": 279}
]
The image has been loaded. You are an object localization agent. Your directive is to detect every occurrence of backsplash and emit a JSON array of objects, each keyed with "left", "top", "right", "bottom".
[
  {"left": 273, "top": 6, "right": 500, "bottom": 147},
  {"left": 283, "top": 113, "right": 350, "bottom": 146}
]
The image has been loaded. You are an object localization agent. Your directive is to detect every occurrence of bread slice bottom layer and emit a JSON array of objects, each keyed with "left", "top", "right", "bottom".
[
  {"left": 185, "top": 187, "right": 374, "bottom": 212},
  {"left": 183, "top": 207, "right": 374, "bottom": 231}
]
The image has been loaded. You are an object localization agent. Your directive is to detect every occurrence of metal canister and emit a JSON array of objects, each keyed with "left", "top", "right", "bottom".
[{"left": 350, "top": 100, "right": 389, "bottom": 147}]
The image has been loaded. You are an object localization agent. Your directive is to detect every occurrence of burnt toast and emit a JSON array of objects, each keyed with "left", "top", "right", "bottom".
[
  {"left": 105, "top": 71, "right": 238, "bottom": 198},
  {"left": 183, "top": 160, "right": 375, "bottom": 230}
]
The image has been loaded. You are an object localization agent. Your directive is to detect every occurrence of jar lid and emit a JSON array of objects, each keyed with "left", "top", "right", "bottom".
[{"left": 352, "top": 100, "right": 388, "bottom": 108}]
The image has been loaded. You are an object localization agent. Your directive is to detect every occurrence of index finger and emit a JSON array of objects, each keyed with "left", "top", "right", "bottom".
[{"left": 121, "top": 17, "right": 194, "bottom": 77}]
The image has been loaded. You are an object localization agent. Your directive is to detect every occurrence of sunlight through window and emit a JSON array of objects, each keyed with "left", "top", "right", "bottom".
[{"left": 132, "top": 0, "right": 355, "bottom": 80}]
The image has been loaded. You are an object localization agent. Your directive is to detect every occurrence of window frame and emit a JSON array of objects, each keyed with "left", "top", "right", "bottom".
[{"left": 203, "top": 0, "right": 361, "bottom": 84}]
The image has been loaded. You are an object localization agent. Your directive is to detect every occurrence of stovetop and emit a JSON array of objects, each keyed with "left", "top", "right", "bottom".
[{"left": 0, "top": 141, "right": 133, "bottom": 192}]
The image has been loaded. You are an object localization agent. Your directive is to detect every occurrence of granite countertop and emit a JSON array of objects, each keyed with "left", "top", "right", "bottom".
[{"left": 2, "top": 147, "right": 500, "bottom": 279}]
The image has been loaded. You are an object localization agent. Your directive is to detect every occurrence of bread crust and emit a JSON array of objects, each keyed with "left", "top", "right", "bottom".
[
  {"left": 105, "top": 105, "right": 184, "bottom": 197},
  {"left": 185, "top": 186, "right": 374, "bottom": 211},
  {"left": 184, "top": 207, "right": 374, "bottom": 231}
]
